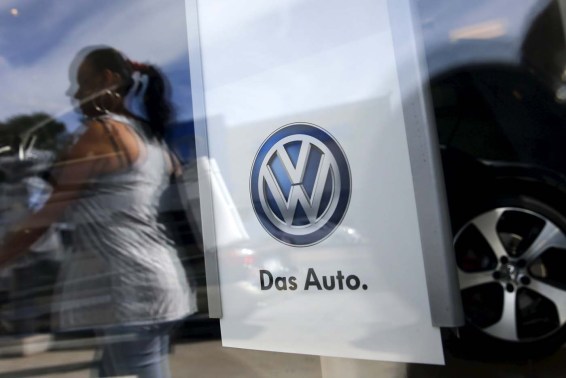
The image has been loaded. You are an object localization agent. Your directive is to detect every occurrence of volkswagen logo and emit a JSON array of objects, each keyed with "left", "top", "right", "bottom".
[{"left": 250, "top": 123, "right": 351, "bottom": 246}]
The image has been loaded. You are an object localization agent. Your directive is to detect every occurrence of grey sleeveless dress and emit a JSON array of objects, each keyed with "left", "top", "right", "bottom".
[{"left": 53, "top": 114, "right": 196, "bottom": 331}]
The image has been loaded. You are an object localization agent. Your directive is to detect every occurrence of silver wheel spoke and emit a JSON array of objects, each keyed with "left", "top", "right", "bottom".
[
  {"left": 458, "top": 270, "right": 494, "bottom": 290},
  {"left": 521, "top": 221, "right": 566, "bottom": 263},
  {"left": 471, "top": 209, "right": 508, "bottom": 260},
  {"left": 528, "top": 279, "right": 566, "bottom": 325},
  {"left": 482, "top": 289, "right": 519, "bottom": 341}
]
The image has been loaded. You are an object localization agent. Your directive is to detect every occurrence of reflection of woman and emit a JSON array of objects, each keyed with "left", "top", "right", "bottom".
[{"left": 0, "top": 46, "right": 194, "bottom": 377}]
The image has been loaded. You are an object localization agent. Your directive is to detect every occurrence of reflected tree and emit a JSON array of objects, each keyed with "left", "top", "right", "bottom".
[
  {"left": 0, "top": 113, "right": 68, "bottom": 181},
  {"left": 0, "top": 113, "right": 67, "bottom": 158}
]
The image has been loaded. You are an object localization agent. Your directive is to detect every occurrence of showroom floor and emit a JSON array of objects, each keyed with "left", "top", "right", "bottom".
[{"left": 0, "top": 337, "right": 564, "bottom": 377}]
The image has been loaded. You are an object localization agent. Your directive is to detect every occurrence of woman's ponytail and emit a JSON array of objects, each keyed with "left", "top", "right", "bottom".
[{"left": 131, "top": 63, "right": 172, "bottom": 141}]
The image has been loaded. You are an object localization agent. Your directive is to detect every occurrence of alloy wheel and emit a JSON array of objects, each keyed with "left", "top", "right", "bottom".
[{"left": 455, "top": 207, "right": 566, "bottom": 342}]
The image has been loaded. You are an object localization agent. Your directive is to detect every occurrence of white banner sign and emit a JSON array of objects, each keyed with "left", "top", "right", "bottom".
[{"left": 188, "top": 0, "right": 448, "bottom": 365}]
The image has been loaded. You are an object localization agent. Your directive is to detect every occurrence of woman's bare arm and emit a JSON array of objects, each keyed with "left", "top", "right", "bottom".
[{"left": 0, "top": 119, "right": 140, "bottom": 266}]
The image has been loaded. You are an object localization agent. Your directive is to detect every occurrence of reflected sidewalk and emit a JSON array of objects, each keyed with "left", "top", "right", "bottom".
[
  {"left": 0, "top": 338, "right": 322, "bottom": 378},
  {"left": 0, "top": 339, "right": 566, "bottom": 377}
]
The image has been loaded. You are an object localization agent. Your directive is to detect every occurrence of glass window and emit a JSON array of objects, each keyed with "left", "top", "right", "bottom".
[{"left": 1, "top": 0, "right": 566, "bottom": 377}]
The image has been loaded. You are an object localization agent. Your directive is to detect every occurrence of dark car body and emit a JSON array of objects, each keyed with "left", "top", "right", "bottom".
[{"left": 420, "top": 0, "right": 566, "bottom": 356}]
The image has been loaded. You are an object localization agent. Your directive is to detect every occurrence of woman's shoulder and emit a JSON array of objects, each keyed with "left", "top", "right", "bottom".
[
  {"left": 84, "top": 114, "right": 137, "bottom": 131},
  {"left": 69, "top": 115, "right": 143, "bottom": 172}
]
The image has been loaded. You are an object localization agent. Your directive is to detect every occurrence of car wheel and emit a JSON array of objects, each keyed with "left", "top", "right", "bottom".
[{"left": 453, "top": 193, "right": 566, "bottom": 358}]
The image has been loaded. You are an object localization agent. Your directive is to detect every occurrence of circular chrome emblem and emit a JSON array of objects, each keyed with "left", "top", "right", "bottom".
[{"left": 250, "top": 123, "right": 351, "bottom": 246}]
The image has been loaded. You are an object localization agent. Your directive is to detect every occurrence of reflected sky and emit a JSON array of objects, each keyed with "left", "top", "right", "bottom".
[
  {"left": 0, "top": 0, "right": 192, "bottom": 125},
  {"left": 0, "top": 0, "right": 551, "bottom": 128}
]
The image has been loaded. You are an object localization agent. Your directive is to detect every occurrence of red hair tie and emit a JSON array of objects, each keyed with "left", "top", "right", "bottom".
[{"left": 129, "top": 60, "right": 148, "bottom": 72}]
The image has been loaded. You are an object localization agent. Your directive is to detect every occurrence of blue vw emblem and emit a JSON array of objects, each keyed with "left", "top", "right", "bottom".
[{"left": 250, "top": 123, "right": 351, "bottom": 246}]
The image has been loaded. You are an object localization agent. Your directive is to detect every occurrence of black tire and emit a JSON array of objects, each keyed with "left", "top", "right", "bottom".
[{"left": 450, "top": 186, "right": 566, "bottom": 360}]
